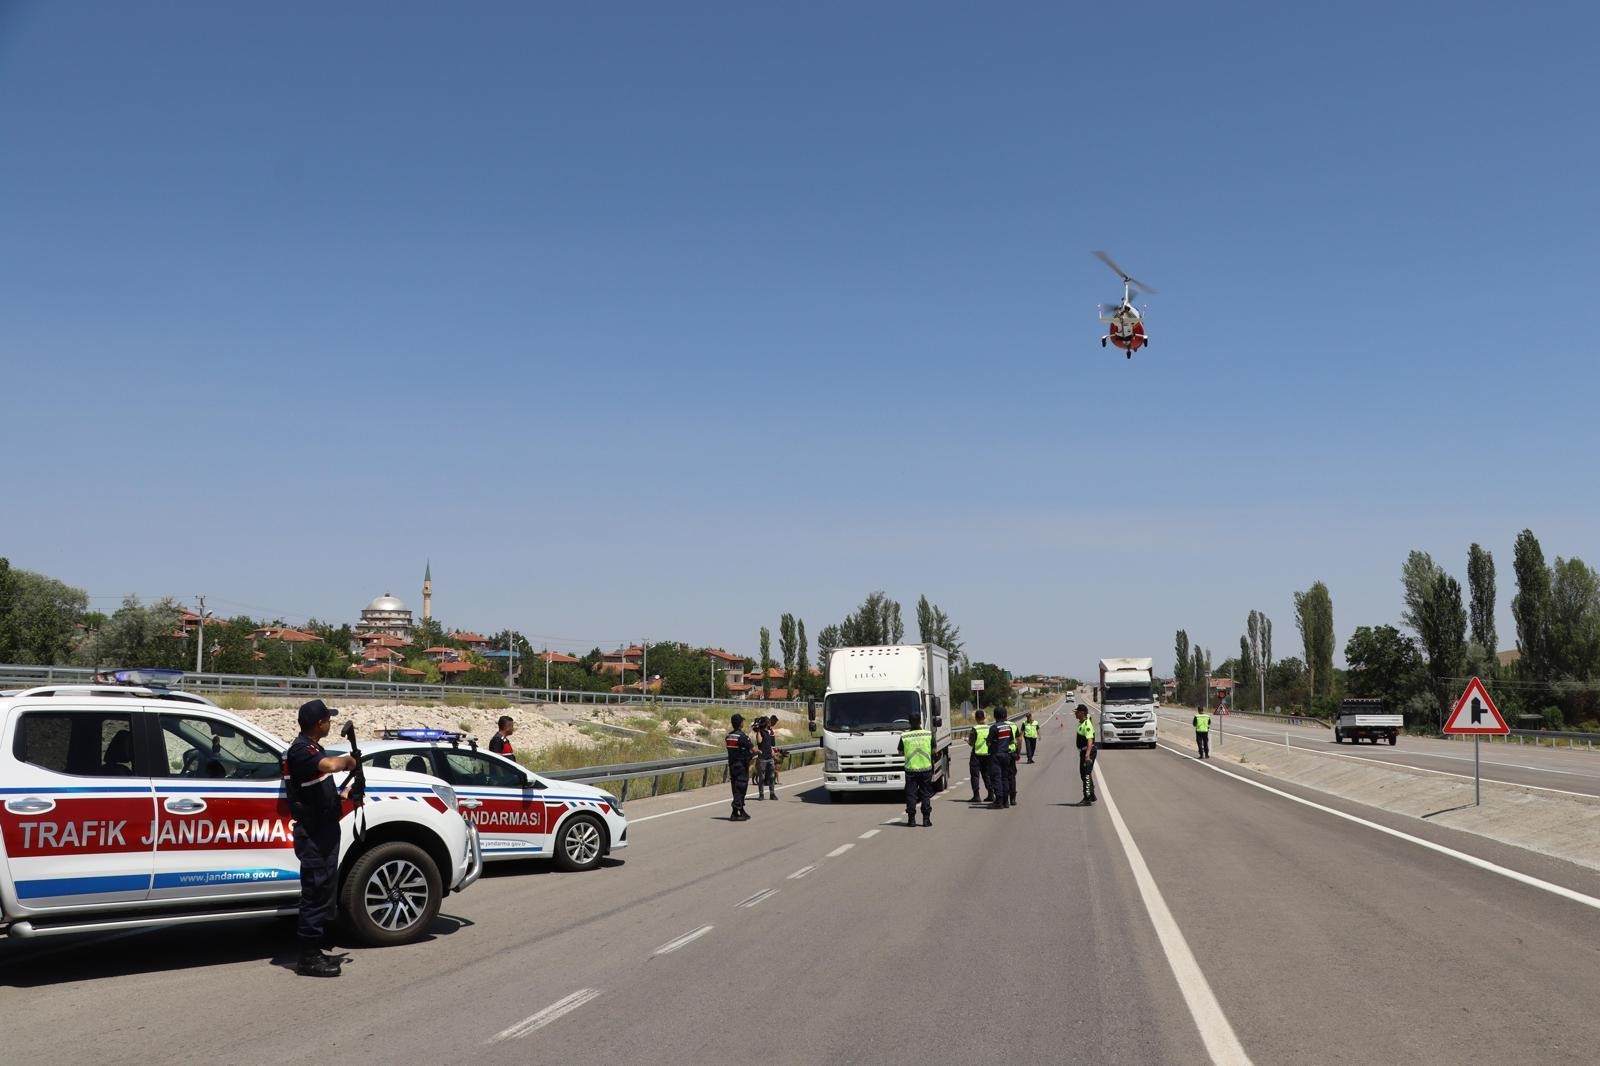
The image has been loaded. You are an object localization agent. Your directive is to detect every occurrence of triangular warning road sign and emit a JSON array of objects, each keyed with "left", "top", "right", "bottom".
[{"left": 1443, "top": 677, "right": 1509, "bottom": 735}]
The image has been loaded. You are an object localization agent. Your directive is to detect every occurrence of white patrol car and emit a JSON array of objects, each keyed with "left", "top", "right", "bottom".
[
  {"left": 334, "top": 730, "right": 627, "bottom": 871},
  {"left": 0, "top": 671, "right": 481, "bottom": 947}
]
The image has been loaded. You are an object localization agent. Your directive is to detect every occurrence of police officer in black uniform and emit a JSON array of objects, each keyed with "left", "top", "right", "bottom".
[
  {"left": 725, "top": 713, "right": 754, "bottom": 820},
  {"left": 987, "top": 709, "right": 1018, "bottom": 809},
  {"left": 285, "top": 699, "right": 357, "bottom": 977}
]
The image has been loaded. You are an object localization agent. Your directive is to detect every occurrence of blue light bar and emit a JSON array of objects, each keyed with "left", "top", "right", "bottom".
[
  {"left": 109, "top": 668, "right": 185, "bottom": 688},
  {"left": 380, "top": 728, "right": 465, "bottom": 742}
]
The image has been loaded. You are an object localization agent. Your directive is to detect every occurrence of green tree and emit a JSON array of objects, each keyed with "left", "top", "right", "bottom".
[
  {"left": 1173, "top": 629, "right": 1191, "bottom": 705},
  {"left": 795, "top": 619, "right": 814, "bottom": 699},
  {"left": 1512, "top": 530, "right": 1551, "bottom": 693},
  {"left": 0, "top": 563, "right": 89, "bottom": 665},
  {"left": 1293, "top": 581, "right": 1335, "bottom": 709},
  {"left": 1344, "top": 625, "right": 1429, "bottom": 725},
  {"left": 838, "top": 591, "right": 903, "bottom": 647},
  {"left": 778, "top": 613, "right": 797, "bottom": 693},
  {"left": 1267, "top": 656, "right": 1307, "bottom": 710},
  {"left": 1467, "top": 543, "right": 1498, "bottom": 660},
  {"left": 759, "top": 626, "right": 772, "bottom": 699},
  {"left": 915, "top": 595, "right": 963, "bottom": 659},
  {"left": 1547, "top": 557, "right": 1600, "bottom": 724},
  {"left": 1236, "top": 635, "right": 1255, "bottom": 711},
  {"left": 1246, "top": 610, "right": 1272, "bottom": 711},
  {"left": 94, "top": 596, "right": 187, "bottom": 670},
  {"left": 953, "top": 661, "right": 1014, "bottom": 713},
  {"left": 816, "top": 624, "right": 841, "bottom": 673}
]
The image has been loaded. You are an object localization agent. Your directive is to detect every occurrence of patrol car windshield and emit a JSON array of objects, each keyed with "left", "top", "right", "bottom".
[
  {"left": 1103, "top": 684, "right": 1153, "bottom": 704},
  {"left": 824, "top": 691, "right": 920, "bottom": 732}
]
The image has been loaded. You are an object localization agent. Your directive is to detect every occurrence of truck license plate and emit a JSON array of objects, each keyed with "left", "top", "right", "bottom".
[{"left": 858, "top": 775, "right": 887, "bottom": 784}]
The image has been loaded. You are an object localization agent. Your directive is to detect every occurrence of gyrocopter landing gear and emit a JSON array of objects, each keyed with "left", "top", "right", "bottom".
[
  {"left": 1100, "top": 336, "right": 1107, "bottom": 348},
  {"left": 1126, "top": 350, "right": 1132, "bottom": 359}
]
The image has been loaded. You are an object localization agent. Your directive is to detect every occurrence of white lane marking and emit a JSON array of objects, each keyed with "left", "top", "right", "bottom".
[
  {"left": 787, "top": 865, "right": 816, "bottom": 880},
  {"left": 859, "top": 829, "right": 880, "bottom": 839},
  {"left": 826, "top": 843, "right": 854, "bottom": 858},
  {"left": 489, "top": 989, "right": 604, "bottom": 1043},
  {"left": 1163, "top": 745, "right": 1600, "bottom": 913},
  {"left": 631, "top": 775, "right": 822, "bottom": 823},
  {"left": 653, "top": 925, "right": 714, "bottom": 956},
  {"left": 735, "top": 888, "right": 779, "bottom": 909},
  {"left": 1097, "top": 765, "right": 1253, "bottom": 1065},
  {"left": 1187, "top": 730, "right": 1597, "bottom": 799}
]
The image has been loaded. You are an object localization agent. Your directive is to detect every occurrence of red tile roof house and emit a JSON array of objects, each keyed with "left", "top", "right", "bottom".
[
  {"left": 450, "top": 632, "right": 493, "bottom": 652},
  {"left": 422, "top": 647, "right": 460, "bottom": 664},
  {"left": 438, "top": 661, "right": 475, "bottom": 678},
  {"left": 539, "top": 651, "right": 582, "bottom": 665},
  {"left": 251, "top": 627, "right": 323, "bottom": 644}
]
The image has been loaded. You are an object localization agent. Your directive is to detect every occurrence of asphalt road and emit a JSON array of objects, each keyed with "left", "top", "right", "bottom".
[
  {"left": 1161, "top": 710, "right": 1600, "bottom": 798},
  {"left": 6, "top": 701, "right": 1599, "bottom": 1065}
]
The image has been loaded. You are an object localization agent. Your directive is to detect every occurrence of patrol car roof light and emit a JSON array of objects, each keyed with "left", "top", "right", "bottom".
[
  {"left": 380, "top": 728, "right": 465, "bottom": 742},
  {"left": 108, "top": 668, "right": 186, "bottom": 688}
]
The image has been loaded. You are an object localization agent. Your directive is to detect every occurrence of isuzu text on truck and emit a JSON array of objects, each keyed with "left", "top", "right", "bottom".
[
  {"left": 811, "top": 644, "right": 952, "bottom": 800},
  {"left": 1095, "top": 657, "right": 1158, "bottom": 748}
]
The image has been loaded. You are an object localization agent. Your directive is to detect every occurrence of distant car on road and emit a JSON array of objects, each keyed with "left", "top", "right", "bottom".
[{"left": 333, "top": 731, "right": 627, "bottom": 872}]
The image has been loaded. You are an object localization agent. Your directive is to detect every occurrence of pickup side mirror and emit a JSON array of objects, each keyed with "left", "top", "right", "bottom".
[
  {"left": 807, "top": 700, "right": 817, "bottom": 735},
  {"left": 931, "top": 695, "right": 943, "bottom": 728}
]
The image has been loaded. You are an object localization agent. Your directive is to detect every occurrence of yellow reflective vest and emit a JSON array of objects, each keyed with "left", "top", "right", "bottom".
[
  {"left": 900, "top": 729, "right": 933, "bottom": 772},
  {"left": 1194, "top": 713, "right": 1211, "bottom": 733},
  {"left": 1023, "top": 721, "right": 1039, "bottom": 739},
  {"left": 972, "top": 726, "right": 989, "bottom": 755}
]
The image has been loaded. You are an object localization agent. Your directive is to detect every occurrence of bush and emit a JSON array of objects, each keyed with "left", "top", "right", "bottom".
[{"left": 1540, "top": 705, "right": 1565, "bottom": 730}]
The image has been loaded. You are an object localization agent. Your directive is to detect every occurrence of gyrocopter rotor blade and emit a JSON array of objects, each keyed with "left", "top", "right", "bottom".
[{"left": 1091, "top": 250, "right": 1157, "bottom": 295}]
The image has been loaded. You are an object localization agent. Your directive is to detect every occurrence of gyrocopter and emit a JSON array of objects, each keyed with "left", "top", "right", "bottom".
[{"left": 1093, "top": 250, "right": 1156, "bottom": 358}]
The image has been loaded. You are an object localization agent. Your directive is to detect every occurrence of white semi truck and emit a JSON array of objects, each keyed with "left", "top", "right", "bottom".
[
  {"left": 1096, "top": 657, "right": 1158, "bottom": 748},
  {"left": 811, "top": 644, "right": 952, "bottom": 801}
]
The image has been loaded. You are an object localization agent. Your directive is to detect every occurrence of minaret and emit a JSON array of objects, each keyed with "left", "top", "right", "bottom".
[{"left": 422, "top": 560, "right": 432, "bottom": 622}]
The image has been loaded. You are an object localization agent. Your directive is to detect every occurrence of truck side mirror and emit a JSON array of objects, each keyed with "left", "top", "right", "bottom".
[
  {"left": 807, "top": 700, "right": 817, "bottom": 734},
  {"left": 930, "top": 695, "right": 943, "bottom": 728}
]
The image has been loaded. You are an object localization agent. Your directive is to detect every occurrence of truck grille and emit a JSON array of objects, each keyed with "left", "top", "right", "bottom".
[{"left": 840, "top": 755, "right": 902, "bottom": 771}]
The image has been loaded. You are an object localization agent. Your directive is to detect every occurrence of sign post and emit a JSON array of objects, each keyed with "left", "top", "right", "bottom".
[
  {"left": 1442, "top": 677, "right": 1509, "bottom": 805},
  {"left": 971, "top": 678, "right": 985, "bottom": 717}
]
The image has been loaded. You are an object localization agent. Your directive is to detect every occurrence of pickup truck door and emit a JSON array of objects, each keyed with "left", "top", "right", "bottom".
[
  {"left": 146, "top": 710, "right": 299, "bottom": 902},
  {"left": 0, "top": 705, "right": 155, "bottom": 911}
]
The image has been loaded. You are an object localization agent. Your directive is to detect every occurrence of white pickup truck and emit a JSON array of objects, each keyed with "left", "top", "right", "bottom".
[
  {"left": 1333, "top": 698, "right": 1402, "bottom": 745},
  {"left": 0, "top": 674, "right": 481, "bottom": 945}
]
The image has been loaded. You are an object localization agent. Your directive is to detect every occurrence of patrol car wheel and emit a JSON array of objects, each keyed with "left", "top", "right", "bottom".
[
  {"left": 340, "top": 841, "right": 442, "bottom": 947},
  {"left": 554, "top": 814, "right": 605, "bottom": 872}
]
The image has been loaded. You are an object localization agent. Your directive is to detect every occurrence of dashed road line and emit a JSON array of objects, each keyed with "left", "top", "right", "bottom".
[
  {"left": 787, "top": 865, "right": 816, "bottom": 880},
  {"left": 489, "top": 989, "right": 604, "bottom": 1043},
  {"left": 653, "top": 925, "right": 715, "bottom": 956},
  {"left": 735, "top": 888, "right": 779, "bottom": 909},
  {"left": 826, "top": 843, "right": 854, "bottom": 858},
  {"left": 858, "top": 829, "right": 880, "bottom": 839}
]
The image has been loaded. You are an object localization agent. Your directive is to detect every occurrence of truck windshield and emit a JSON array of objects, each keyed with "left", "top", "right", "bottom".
[
  {"left": 1104, "top": 684, "right": 1153, "bottom": 704},
  {"left": 825, "top": 691, "right": 920, "bottom": 732}
]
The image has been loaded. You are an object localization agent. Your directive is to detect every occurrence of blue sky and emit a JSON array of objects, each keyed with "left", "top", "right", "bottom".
[{"left": 3, "top": 1, "right": 1597, "bottom": 678}]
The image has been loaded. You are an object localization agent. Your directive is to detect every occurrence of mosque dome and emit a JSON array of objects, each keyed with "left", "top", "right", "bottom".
[{"left": 366, "top": 593, "right": 407, "bottom": 613}]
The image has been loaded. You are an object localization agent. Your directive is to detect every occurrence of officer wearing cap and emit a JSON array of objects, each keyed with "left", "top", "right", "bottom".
[
  {"left": 725, "top": 713, "right": 754, "bottom": 820},
  {"left": 285, "top": 699, "right": 357, "bottom": 977},
  {"left": 1075, "top": 704, "right": 1098, "bottom": 805},
  {"left": 987, "top": 709, "right": 1017, "bottom": 809},
  {"left": 897, "top": 710, "right": 934, "bottom": 827}
]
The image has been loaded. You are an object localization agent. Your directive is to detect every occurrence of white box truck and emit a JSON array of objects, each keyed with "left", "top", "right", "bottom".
[
  {"left": 1097, "top": 657, "right": 1158, "bottom": 748},
  {"left": 810, "top": 644, "right": 952, "bottom": 801}
]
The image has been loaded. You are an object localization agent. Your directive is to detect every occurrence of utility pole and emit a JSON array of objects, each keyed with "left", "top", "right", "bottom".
[
  {"left": 545, "top": 647, "right": 552, "bottom": 691},
  {"left": 709, "top": 654, "right": 715, "bottom": 699},
  {"left": 642, "top": 638, "right": 648, "bottom": 703},
  {"left": 194, "top": 595, "right": 207, "bottom": 674}
]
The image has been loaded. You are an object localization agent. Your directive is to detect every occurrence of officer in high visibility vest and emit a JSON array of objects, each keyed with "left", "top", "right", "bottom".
[
  {"left": 986, "top": 709, "right": 1018, "bottom": 809},
  {"left": 1022, "top": 713, "right": 1040, "bottom": 763},
  {"left": 967, "top": 709, "right": 993, "bottom": 804},
  {"left": 897, "top": 711, "right": 935, "bottom": 827},
  {"left": 1074, "top": 704, "right": 1097, "bottom": 804},
  {"left": 1193, "top": 708, "right": 1211, "bottom": 759}
]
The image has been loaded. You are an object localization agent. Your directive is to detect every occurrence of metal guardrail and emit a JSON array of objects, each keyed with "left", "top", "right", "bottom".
[
  {"left": 0, "top": 663, "right": 799, "bottom": 711},
  {"left": 548, "top": 741, "right": 824, "bottom": 801},
  {"left": 1448, "top": 730, "right": 1599, "bottom": 749}
]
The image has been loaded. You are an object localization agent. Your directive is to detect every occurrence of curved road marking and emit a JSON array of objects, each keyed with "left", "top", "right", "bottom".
[
  {"left": 1163, "top": 745, "right": 1600, "bottom": 912},
  {"left": 1098, "top": 764, "right": 1254, "bottom": 1066}
]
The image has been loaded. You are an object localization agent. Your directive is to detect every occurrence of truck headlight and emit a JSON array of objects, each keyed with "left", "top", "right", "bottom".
[
  {"left": 430, "top": 783, "right": 458, "bottom": 811},
  {"left": 824, "top": 749, "right": 840, "bottom": 771}
]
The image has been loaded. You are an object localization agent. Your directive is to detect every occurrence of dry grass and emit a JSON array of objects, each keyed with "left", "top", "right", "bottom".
[{"left": 211, "top": 693, "right": 265, "bottom": 711}]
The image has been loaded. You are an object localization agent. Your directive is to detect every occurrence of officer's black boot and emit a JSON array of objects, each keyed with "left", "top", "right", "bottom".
[
  {"left": 296, "top": 943, "right": 341, "bottom": 978},
  {"left": 921, "top": 814, "right": 932, "bottom": 827},
  {"left": 905, "top": 810, "right": 917, "bottom": 826}
]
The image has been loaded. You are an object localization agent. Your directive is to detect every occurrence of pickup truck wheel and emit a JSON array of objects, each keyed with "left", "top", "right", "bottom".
[
  {"left": 340, "top": 841, "right": 442, "bottom": 947},
  {"left": 1388, "top": 735, "right": 1397, "bottom": 746},
  {"left": 554, "top": 814, "right": 605, "bottom": 872}
]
